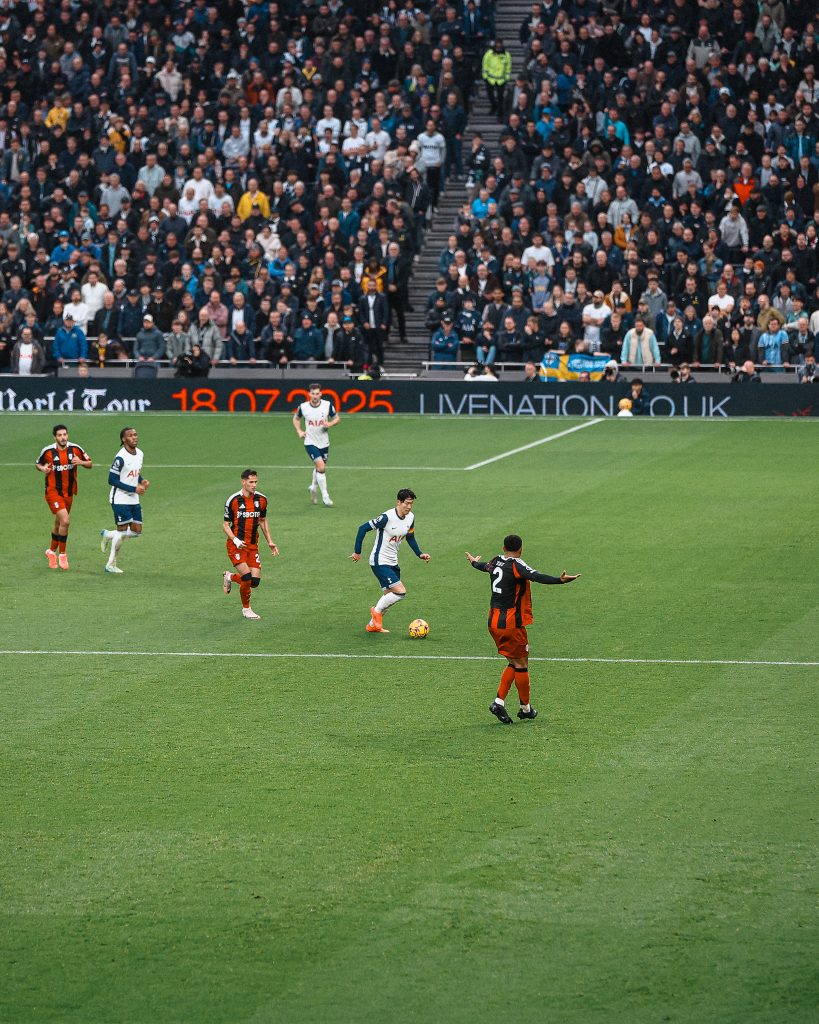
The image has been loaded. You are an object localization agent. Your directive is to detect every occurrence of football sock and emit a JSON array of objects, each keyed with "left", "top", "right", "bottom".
[
  {"left": 311, "top": 468, "right": 317, "bottom": 489},
  {"left": 375, "top": 591, "right": 404, "bottom": 614},
  {"left": 514, "top": 668, "right": 531, "bottom": 706},
  {"left": 316, "top": 471, "right": 329, "bottom": 498},
  {"left": 58, "top": 535, "right": 67, "bottom": 554},
  {"left": 108, "top": 530, "right": 140, "bottom": 564},
  {"left": 107, "top": 532, "right": 125, "bottom": 565},
  {"left": 230, "top": 572, "right": 243, "bottom": 584},
  {"left": 239, "top": 582, "right": 252, "bottom": 608},
  {"left": 498, "top": 665, "right": 515, "bottom": 700},
  {"left": 494, "top": 696, "right": 505, "bottom": 707},
  {"left": 50, "top": 533, "right": 60, "bottom": 551},
  {"left": 102, "top": 529, "right": 119, "bottom": 540},
  {"left": 520, "top": 703, "right": 531, "bottom": 713}
]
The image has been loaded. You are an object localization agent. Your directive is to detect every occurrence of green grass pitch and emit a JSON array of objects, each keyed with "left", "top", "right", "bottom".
[{"left": 0, "top": 412, "right": 816, "bottom": 1023}]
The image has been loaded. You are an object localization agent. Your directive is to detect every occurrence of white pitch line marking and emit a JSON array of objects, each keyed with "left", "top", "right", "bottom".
[
  {"left": 464, "top": 419, "right": 604, "bottom": 470},
  {"left": 0, "top": 650, "right": 815, "bottom": 667}
]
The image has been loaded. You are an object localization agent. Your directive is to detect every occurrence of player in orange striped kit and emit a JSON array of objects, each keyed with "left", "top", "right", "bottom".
[
  {"left": 35, "top": 424, "right": 93, "bottom": 570},
  {"left": 466, "top": 535, "right": 580, "bottom": 724},
  {"left": 222, "top": 469, "right": 279, "bottom": 620}
]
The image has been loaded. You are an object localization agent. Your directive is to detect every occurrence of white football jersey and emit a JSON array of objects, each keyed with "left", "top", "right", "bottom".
[
  {"left": 109, "top": 446, "right": 144, "bottom": 505},
  {"left": 368, "top": 507, "right": 415, "bottom": 567},
  {"left": 299, "top": 398, "right": 337, "bottom": 448}
]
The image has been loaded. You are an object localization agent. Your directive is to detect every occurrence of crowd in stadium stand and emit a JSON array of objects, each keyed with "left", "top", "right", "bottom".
[{"left": 0, "top": 0, "right": 817, "bottom": 380}]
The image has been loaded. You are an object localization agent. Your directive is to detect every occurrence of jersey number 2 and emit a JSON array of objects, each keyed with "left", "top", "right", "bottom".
[{"left": 491, "top": 566, "right": 503, "bottom": 594}]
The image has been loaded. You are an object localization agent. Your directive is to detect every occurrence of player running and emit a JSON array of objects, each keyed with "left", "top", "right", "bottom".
[
  {"left": 293, "top": 383, "right": 340, "bottom": 507},
  {"left": 35, "top": 423, "right": 93, "bottom": 570},
  {"left": 222, "top": 469, "right": 279, "bottom": 620},
  {"left": 351, "top": 488, "right": 430, "bottom": 633},
  {"left": 466, "top": 535, "right": 580, "bottom": 724},
  {"left": 100, "top": 426, "right": 149, "bottom": 574}
]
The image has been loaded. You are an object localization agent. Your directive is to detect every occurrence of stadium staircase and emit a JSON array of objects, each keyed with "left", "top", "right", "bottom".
[{"left": 384, "top": 3, "right": 530, "bottom": 373}]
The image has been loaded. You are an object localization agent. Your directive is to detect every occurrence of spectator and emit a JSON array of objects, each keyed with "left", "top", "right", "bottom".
[
  {"left": 621, "top": 315, "right": 661, "bottom": 366},
  {"left": 475, "top": 321, "right": 498, "bottom": 366},
  {"left": 133, "top": 314, "right": 165, "bottom": 362},
  {"left": 187, "top": 309, "right": 222, "bottom": 368},
  {"left": 581, "top": 290, "right": 611, "bottom": 353},
  {"left": 164, "top": 319, "right": 191, "bottom": 368},
  {"left": 226, "top": 321, "right": 257, "bottom": 365},
  {"left": 291, "top": 313, "right": 323, "bottom": 362},
  {"left": 758, "top": 316, "right": 789, "bottom": 368},
  {"left": 693, "top": 314, "right": 725, "bottom": 368},
  {"left": 11, "top": 326, "right": 45, "bottom": 374},
  {"left": 431, "top": 314, "right": 460, "bottom": 362},
  {"left": 52, "top": 314, "right": 87, "bottom": 364}
]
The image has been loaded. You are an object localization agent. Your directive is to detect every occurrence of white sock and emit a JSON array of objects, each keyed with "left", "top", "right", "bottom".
[
  {"left": 375, "top": 591, "right": 404, "bottom": 614},
  {"left": 107, "top": 532, "right": 125, "bottom": 566},
  {"left": 310, "top": 468, "right": 317, "bottom": 489},
  {"left": 124, "top": 529, "right": 141, "bottom": 539},
  {"left": 316, "top": 471, "right": 329, "bottom": 498},
  {"left": 495, "top": 696, "right": 505, "bottom": 706},
  {"left": 521, "top": 703, "right": 530, "bottom": 712},
  {"left": 102, "top": 529, "right": 119, "bottom": 539}
]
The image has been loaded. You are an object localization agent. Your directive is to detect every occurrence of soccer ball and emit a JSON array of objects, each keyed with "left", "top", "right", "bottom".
[{"left": 409, "top": 618, "right": 430, "bottom": 639}]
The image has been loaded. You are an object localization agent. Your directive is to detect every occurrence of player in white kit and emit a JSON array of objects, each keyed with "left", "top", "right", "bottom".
[
  {"left": 350, "top": 488, "right": 431, "bottom": 632},
  {"left": 292, "top": 384, "right": 340, "bottom": 507},
  {"left": 100, "top": 426, "right": 149, "bottom": 573}
]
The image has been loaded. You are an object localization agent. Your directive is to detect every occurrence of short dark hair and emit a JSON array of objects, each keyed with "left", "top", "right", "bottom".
[
  {"left": 52, "top": 423, "right": 67, "bottom": 436},
  {"left": 396, "top": 488, "right": 416, "bottom": 502},
  {"left": 308, "top": 382, "right": 322, "bottom": 391},
  {"left": 119, "top": 426, "right": 134, "bottom": 442},
  {"left": 503, "top": 534, "right": 523, "bottom": 553},
  {"left": 241, "top": 468, "right": 257, "bottom": 480}
]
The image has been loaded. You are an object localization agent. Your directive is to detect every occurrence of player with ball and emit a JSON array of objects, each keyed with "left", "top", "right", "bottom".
[{"left": 351, "top": 488, "right": 430, "bottom": 634}]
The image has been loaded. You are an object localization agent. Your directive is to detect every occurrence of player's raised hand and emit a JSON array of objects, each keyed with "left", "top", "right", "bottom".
[
  {"left": 350, "top": 552, "right": 361, "bottom": 562},
  {"left": 465, "top": 551, "right": 479, "bottom": 563},
  {"left": 560, "top": 571, "right": 581, "bottom": 583}
]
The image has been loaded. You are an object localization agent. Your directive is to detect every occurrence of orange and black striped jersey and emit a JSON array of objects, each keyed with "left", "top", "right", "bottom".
[
  {"left": 224, "top": 490, "right": 268, "bottom": 546},
  {"left": 36, "top": 442, "right": 90, "bottom": 496},
  {"left": 471, "top": 555, "right": 563, "bottom": 628}
]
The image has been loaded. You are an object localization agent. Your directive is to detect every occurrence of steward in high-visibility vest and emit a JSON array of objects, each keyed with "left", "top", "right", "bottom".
[{"left": 481, "top": 40, "right": 512, "bottom": 121}]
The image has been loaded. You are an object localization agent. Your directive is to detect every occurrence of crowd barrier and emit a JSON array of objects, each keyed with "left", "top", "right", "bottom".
[{"left": 0, "top": 378, "right": 816, "bottom": 417}]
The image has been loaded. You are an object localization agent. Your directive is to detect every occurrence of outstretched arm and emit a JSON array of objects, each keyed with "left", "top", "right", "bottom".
[
  {"left": 518, "top": 563, "right": 581, "bottom": 584},
  {"left": 465, "top": 552, "right": 489, "bottom": 571}
]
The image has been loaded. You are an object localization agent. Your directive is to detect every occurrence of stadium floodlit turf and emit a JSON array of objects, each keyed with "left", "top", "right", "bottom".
[{"left": 1, "top": 412, "right": 816, "bottom": 1023}]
